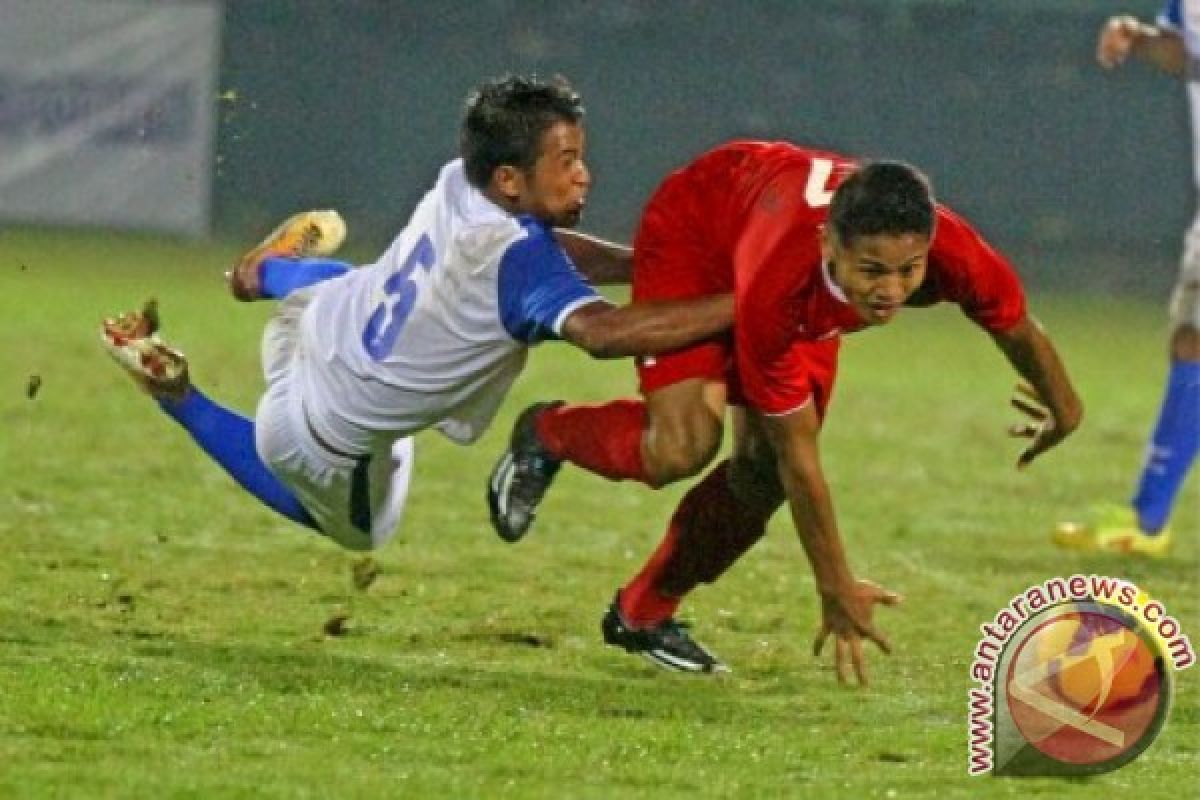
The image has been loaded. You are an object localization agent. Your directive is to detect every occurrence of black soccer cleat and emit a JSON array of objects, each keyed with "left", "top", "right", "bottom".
[
  {"left": 487, "top": 401, "right": 564, "bottom": 542},
  {"left": 601, "top": 593, "right": 729, "bottom": 674}
]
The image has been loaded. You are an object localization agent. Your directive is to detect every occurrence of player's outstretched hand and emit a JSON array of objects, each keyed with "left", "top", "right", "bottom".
[
  {"left": 814, "top": 579, "right": 902, "bottom": 687},
  {"left": 1097, "top": 15, "right": 1142, "bottom": 69},
  {"left": 1008, "top": 383, "right": 1077, "bottom": 469}
]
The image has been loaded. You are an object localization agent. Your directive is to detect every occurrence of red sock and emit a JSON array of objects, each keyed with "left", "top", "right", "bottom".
[
  {"left": 619, "top": 523, "right": 684, "bottom": 626},
  {"left": 535, "top": 400, "right": 651, "bottom": 484},
  {"left": 619, "top": 461, "right": 771, "bottom": 627}
]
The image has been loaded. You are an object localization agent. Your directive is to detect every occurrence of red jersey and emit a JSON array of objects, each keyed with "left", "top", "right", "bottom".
[{"left": 632, "top": 141, "right": 1026, "bottom": 417}]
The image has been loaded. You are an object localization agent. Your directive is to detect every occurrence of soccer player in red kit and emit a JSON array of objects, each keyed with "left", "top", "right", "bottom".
[{"left": 488, "top": 141, "right": 1083, "bottom": 682}]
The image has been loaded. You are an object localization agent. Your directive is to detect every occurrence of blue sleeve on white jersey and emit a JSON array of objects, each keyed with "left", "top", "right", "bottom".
[
  {"left": 497, "top": 218, "right": 601, "bottom": 343},
  {"left": 1160, "top": 0, "right": 1182, "bottom": 30}
]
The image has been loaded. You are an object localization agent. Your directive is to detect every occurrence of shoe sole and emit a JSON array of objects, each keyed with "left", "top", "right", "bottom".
[
  {"left": 1052, "top": 528, "right": 1170, "bottom": 558},
  {"left": 636, "top": 649, "right": 730, "bottom": 674},
  {"left": 259, "top": 210, "right": 347, "bottom": 259},
  {"left": 101, "top": 330, "right": 188, "bottom": 396}
]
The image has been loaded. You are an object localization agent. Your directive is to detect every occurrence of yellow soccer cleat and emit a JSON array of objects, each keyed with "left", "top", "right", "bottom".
[
  {"left": 227, "top": 210, "right": 347, "bottom": 301},
  {"left": 1053, "top": 504, "right": 1172, "bottom": 557}
]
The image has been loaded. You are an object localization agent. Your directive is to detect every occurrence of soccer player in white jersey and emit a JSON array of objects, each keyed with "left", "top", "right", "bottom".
[
  {"left": 100, "top": 75, "right": 733, "bottom": 552},
  {"left": 1056, "top": 3, "right": 1200, "bottom": 556}
]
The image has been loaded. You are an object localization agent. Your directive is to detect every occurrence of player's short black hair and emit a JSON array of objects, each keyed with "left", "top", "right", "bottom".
[
  {"left": 460, "top": 74, "right": 585, "bottom": 189},
  {"left": 829, "top": 161, "right": 935, "bottom": 247}
]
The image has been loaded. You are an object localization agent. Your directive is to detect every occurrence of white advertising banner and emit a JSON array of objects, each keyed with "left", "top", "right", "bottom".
[{"left": 0, "top": 0, "right": 221, "bottom": 236}]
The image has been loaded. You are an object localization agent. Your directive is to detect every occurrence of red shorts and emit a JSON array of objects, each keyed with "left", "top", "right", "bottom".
[
  {"left": 632, "top": 171, "right": 839, "bottom": 419},
  {"left": 632, "top": 169, "right": 732, "bottom": 396}
]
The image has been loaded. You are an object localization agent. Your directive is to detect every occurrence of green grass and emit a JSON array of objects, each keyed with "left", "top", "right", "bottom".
[{"left": 0, "top": 226, "right": 1196, "bottom": 798}]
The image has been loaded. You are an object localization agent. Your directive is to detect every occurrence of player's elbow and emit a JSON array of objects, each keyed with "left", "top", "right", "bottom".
[{"left": 1059, "top": 396, "right": 1085, "bottom": 435}]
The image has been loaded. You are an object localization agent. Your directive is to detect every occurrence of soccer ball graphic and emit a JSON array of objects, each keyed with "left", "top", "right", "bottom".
[
  {"left": 1006, "top": 609, "right": 1165, "bottom": 766},
  {"left": 1038, "top": 613, "right": 1157, "bottom": 711}
]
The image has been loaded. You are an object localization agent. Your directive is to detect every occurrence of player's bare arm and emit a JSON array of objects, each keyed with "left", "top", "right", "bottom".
[
  {"left": 1098, "top": 15, "right": 1187, "bottom": 75},
  {"left": 554, "top": 229, "right": 633, "bottom": 285},
  {"left": 761, "top": 403, "right": 901, "bottom": 687},
  {"left": 559, "top": 294, "right": 733, "bottom": 359},
  {"left": 989, "top": 314, "right": 1084, "bottom": 469}
]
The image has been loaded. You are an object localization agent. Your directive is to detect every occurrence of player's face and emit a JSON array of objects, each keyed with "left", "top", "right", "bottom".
[
  {"left": 824, "top": 230, "right": 930, "bottom": 325},
  {"left": 517, "top": 121, "right": 591, "bottom": 228}
]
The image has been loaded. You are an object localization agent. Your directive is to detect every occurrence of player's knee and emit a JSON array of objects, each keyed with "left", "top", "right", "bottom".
[
  {"left": 644, "top": 417, "right": 723, "bottom": 486},
  {"left": 652, "top": 448, "right": 717, "bottom": 485}
]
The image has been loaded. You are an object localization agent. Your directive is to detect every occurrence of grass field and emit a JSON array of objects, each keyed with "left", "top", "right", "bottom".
[{"left": 0, "top": 226, "right": 1196, "bottom": 798}]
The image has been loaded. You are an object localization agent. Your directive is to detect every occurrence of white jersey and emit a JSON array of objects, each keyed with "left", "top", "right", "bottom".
[
  {"left": 1160, "top": 0, "right": 1200, "bottom": 188},
  {"left": 294, "top": 159, "right": 600, "bottom": 455}
]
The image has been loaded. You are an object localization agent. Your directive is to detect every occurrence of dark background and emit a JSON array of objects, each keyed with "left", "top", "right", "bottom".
[{"left": 212, "top": 0, "right": 1190, "bottom": 294}]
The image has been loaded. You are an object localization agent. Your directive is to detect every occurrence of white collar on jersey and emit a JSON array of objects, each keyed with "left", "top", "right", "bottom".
[
  {"left": 821, "top": 259, "right": 849, "bottom": 304},
  {"left": 442, "top": 158, "right": 512, "bottom": 226}
]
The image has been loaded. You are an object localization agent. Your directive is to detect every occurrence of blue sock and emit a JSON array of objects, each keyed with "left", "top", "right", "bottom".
[
  {"left": 259, "top": 257, "right": 351, "bottom": 299},
  {"left": 1132, "top": 360, "right": 1200, "bottom": 533},
  {"left": 158, "top": 389, "right": 316, "bottom": 529}
]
